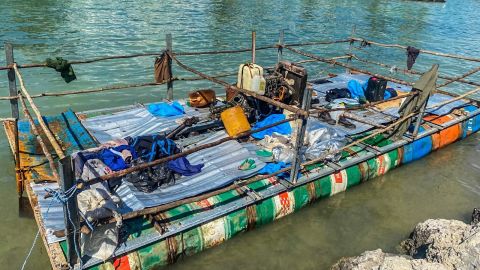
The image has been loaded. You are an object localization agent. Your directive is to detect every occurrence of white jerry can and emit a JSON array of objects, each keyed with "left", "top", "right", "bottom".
[{"left": 236, "top": 63, "right": 266, "bottom": 95}]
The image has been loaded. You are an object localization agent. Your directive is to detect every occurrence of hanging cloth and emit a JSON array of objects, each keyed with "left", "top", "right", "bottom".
[
  {"left": 406, "top": 46, "right": 420, "bottom": 70},
  {"left": 393, "top": 64, "right": 438, "bottom": 139},
  {"left": 154, "top": 51, "right": 173, "bottom": 83},
  {"left": 45, "top": 57, "right": 77, "bottom": 83}
]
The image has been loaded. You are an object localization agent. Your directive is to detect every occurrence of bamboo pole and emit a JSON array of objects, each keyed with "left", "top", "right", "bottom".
[
  {"left": 426, "top": 86, "right": 480, "bottom": 110},
  {"left": 285, "top": 46, "right": 480, "bottom": 104},
  {"left": 18, "top": 95, "right": 60, "bottom": 181},
  {"left": 351, "top": 37, "right": 480, "bottom": 63},
  {"left": 168, "top": 52, "right": 309, "bottom": 117},
  {"left": 13, "top": 64, "right": 66, "bottom": 160},
  {"left": 311, "top": 92, "right": 415, "bottom": 113},
  {"left": 437, "top": 66, "right": 480, "bottom": 88},
  {"left": 284, "top": 45, "right": 414, "bottom": 86},
  {"left": 341, "top": 112, "right": 386, "bottom": 128},
  {"left": 351, "top": 55, "right": 480, "bottom": 88},
  {"left": 0, "top": 70, "right": 239, "bottom": 101},
  {"left": 0, "top": 117, "right": 17, "bottom": 121},
  {"left": 107, "top": 167, "right": 292, "bottom": 223}
]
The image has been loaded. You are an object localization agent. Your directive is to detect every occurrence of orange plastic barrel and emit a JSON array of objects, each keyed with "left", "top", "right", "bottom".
[
  {"left": 423, "top": 114, "right": 461, "bottom": 150},
  {"left": 220, "top": 106, "right": 251, "bottom": 136}
]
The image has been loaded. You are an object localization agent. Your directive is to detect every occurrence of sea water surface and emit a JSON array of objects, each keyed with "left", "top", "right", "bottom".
[{"left": 0, "top": 0, "right": 479, "bottom": 269}]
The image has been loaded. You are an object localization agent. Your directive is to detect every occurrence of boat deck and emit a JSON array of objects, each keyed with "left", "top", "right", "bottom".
[{"left": 4, "top": 73, "right": 480, "bottom": 269}]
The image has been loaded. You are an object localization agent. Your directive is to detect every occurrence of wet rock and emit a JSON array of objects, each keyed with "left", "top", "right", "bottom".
[
  {"left": 471, "top": 208, "right": 480, "bottom": 225},
  {"left": 331, "top": 249, "right": 447, "bottom": 270},
  {"left": 332, "top": 210, "right": 480, "bottom": 270}
]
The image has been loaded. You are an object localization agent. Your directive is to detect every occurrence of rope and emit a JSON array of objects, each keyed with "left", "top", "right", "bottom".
[
  {"left": 0, "top": 38, "right": 351, "bottom": 71},
  {"left": 20, "top": 186, "right": 77, "bottom": 270},
  {"left": 351, "top": 37, "right": 480, "bottom": 63},
  {"left": 20, "top": 230, "right": 41, "bottom": 270},
  {"left": 45, "top": 186, "right": 83, "bottom": 269}
]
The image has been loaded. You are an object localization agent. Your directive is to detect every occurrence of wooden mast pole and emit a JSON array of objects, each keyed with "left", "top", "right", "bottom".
[{"left": 5, "top": 43, "right": 23, "bottom": 196}]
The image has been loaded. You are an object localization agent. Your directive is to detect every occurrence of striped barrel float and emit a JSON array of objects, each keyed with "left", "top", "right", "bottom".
[
  {"left": 86, "top": 107, "right": 479, "bottom": 270},
  {"left": 461, "top": 105, "right": 480, "bottom": 138},
  {"left": 402, "top": 126, "right": 433, "bottom": 164},
  {"left": 424, "top": 114, "right": 462, "bottom": 150}
]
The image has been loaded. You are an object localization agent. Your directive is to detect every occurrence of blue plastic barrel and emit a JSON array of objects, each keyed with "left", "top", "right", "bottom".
[
  {"left": 402, "top": 126, "right": 433, "bottom": 164},
  {"left": 461, "top": 105, "right": 480, "bottom": 138}
]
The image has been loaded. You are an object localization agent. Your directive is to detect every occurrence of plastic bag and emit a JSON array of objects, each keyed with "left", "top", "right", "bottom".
[{"left": 304, "top": 120, "right": 347, "bottom": 161}]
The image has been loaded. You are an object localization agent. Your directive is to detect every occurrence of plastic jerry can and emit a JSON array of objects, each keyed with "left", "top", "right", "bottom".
[
  {"left": 237, "top": 63, "right": 265, "bottom": 94},
  {"left": 220, "top": 106, "right": 251, "bottom": 136}
]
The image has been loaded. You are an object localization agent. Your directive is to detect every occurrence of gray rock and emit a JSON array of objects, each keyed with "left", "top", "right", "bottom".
[
  {"left": 332, "top": 249, "right": 447, "bottom": 270},
  {"left": 332, "top": 211, "right": 480, "bottom": 270}
]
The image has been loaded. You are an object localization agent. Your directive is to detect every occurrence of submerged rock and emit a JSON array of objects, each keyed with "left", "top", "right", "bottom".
[{"left": 332, "top": 209, "right": 480, "bottom": 270}]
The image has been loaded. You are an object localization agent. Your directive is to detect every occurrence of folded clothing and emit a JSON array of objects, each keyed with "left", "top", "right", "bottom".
[
  {"left": 100, "top": 145, "right": 137, "bottom": 171},
  {"left": 147, "top": 101, "right": 185, "bottom": 117},
  {"left": 168, "top": 156, "right": 204, "bottom": 176}
]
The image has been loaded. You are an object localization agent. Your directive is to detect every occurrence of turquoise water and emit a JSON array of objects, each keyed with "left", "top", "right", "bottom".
[{"left": 0, "top": 0, "right": 479, "bottom": 269}]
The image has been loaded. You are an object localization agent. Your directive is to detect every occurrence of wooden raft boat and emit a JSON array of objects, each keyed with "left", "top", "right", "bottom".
[{"left": 2, "top": 32, "right": 480, "bottom": 270}]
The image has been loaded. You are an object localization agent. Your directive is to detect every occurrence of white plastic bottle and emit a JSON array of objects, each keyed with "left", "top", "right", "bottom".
[{"left": 251, "top": 75, "right": 266, "bottom": 95}]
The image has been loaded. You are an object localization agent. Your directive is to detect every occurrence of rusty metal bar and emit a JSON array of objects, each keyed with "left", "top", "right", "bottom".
[
  {"left": 351, "top": 54, "right": 480, "bottom": 88},
  {"left": 351, "top": 37, "right": 480, "bottom": 63},
  {"left": 13, "top": 64, "right": 66, "bottom": 160},
  {"left": 166, "top": 34, "right": 174, "bottom": 100},
  {"left": 437, "top": 66, "right": 480, "bottom": 88},
  {"left": 168, "top": 52, "right": 309, "bottom": 116},
  {"left": 289, "top": 88, "right": 313, "bottom": 183},
  {"left": 252, "top": 31, "right": 256, "bottom": 64},
  {"left": 277, "top": 29, "right": 284, "bottom": 63},
  {"left": 0, "top": 38, "right": 352, "bottom": 71},
  {"left": 59, "top": 156, "right": 81, "bottom": 268}
]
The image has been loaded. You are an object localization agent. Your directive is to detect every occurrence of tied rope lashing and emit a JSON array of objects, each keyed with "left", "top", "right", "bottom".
[
  {"left": 44, "top": 186, "right": 83, "bottom": 269},
  {"left": 21, "top": 185, "right": 80, "bottom": 270}
]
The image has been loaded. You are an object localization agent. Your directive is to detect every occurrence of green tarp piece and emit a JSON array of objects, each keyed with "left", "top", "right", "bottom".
[
  {"left": 46, "top": 57, "right": 77, "bottom": 83},
  {"left": 393, "top": 64, "right": 439, "bottom": 139}
]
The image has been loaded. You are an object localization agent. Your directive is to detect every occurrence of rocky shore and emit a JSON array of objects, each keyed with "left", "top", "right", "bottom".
[{"left": 332, "top": 209, "right": 480, "bottom": 270}]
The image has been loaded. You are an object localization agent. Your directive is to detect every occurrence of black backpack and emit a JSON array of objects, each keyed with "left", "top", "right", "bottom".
[{"left": 365, "top": 77, "right": 387, "bottom": 102}]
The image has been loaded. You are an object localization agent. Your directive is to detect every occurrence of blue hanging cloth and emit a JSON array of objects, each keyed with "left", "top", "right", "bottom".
[
  {"left": 251, "top": 114, "right": 292, "bottom": 139},
  {"left": 168, "top": 157, "right": 204, "bottom": 176},
  {"left": 147, "top": 101, "right": 185, "bottom": 117}
]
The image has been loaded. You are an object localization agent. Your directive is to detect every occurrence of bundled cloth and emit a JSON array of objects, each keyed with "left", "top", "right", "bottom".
[
  {"left": 74, "top": 135, "right": 204, "bottom": 194},
  {"left": 45, "top": 57, "right": 76, "bottom": 83}
]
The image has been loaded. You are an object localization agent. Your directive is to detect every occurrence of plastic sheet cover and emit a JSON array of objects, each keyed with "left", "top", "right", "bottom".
[
  {"left": 82, "top": 103, "right": 207, "bottom": 143},
  {"left": 115, "top": 131, "right": 266, "bottom": 211},
  {"left": 305, "top": 119, "right": 347, "bottom": 161}
]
